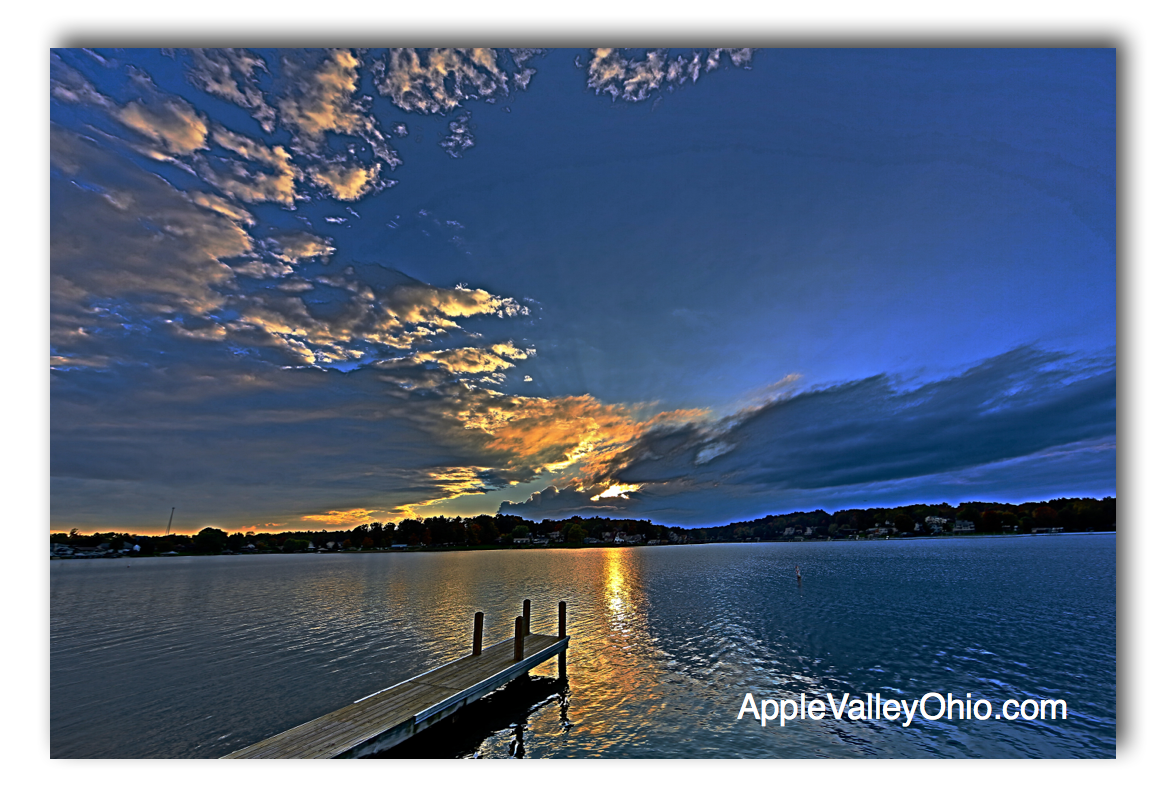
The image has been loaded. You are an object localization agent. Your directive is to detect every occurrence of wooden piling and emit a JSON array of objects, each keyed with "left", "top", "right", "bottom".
[
  {"left": 472, "top": 611, "right": 484, "bottom": 656},
  {"left": 523, "top": 598, "right": 531, "bottom": 635},
  {"left": 558, "top": 601, "right": 567, "bottom": 679},
  {"left": 513, "top": 616, "right": 525, "bottom": 661}
]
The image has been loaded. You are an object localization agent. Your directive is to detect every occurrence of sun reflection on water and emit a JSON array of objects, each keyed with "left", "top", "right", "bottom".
[{"left": 604, "top": 548, "right": 633, "bottom": 631}]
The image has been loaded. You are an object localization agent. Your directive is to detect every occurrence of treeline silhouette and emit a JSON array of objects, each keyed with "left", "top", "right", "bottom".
[{"left": 50, "top": 496, "right": 1115, "bottom": 555}]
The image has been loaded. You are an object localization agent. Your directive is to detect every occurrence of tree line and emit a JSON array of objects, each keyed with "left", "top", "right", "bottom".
[
  {"left": 686, "top": 496, "right": 1116, "bottom": 542},
  {"left": 49, "top": 496, "right": 1115, "bottom": 555}
]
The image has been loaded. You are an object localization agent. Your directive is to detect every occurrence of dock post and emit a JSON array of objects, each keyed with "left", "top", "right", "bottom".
[
  {"left": 472, "top": 611, "right": 484, "bottom": 656},
  {"left": 513, "top": 616, "right": 525, "bottom": 661},
  {"left": 523, "top": 599, "right": 531, "bottom": 635},
  {"left": 558, "top": 601, "right": 567, "bottom": 680}
]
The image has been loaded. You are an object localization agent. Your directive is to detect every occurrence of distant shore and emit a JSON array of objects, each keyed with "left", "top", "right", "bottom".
[{"left": 49, "top": 529, "right": 1115, "bottom": 560}]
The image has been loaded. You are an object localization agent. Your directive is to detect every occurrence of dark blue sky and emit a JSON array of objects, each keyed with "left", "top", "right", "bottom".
[{"left": 49, "top": 48, "right": 1115, "bottom": 533}]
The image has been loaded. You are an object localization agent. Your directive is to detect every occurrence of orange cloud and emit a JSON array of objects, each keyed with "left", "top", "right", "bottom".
[
  {"left": 205, "top": 127, "right": 298, "bottom": 206},
  {"left": 118, "top": 98, "right": 209, "bottom": 154},
  {"left": 310, "top": 162, "right": 381, "bottom": 201},
  {"left": 452, "top": 388, "right": 707, "bottom": 483},
  {"left": 378, "top": 48, "right": 509, "bottom": 114},
  {"left": 279, "top": 49, "right": 367, "bottom": 141}
]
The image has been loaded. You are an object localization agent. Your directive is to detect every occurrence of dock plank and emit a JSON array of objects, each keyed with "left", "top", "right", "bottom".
[{"left": 222, "top": 632, "right": 567, "bottom": 759}]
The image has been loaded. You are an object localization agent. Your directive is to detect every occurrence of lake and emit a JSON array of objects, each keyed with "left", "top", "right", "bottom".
[{"left": 49, "top": 534, "right": 1116, "bottom": 758}]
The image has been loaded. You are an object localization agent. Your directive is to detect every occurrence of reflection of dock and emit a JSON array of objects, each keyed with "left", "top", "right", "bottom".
[{"left": 222, "top": 601, "right": 568, "bottom": 759}]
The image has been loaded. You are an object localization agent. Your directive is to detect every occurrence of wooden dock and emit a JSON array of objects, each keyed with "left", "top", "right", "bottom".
[{"left": 223, "top": 601, "right": 568, "bottom": 759}]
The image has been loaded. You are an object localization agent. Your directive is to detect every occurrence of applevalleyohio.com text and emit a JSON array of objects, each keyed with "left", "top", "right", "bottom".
[{"left": 737, "top": 692, "right": 1067, "bottom": 727}]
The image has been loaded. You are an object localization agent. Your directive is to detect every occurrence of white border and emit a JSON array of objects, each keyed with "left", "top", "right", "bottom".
[{"left": 26, "top": 3, "right": 1167, "bottom": 800}]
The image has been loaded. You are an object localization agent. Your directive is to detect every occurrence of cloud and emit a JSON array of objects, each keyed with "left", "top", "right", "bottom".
[
  {"left": 50, "top": 54, "right": 113, "bottom": 108},
  {"left": 203, "top": 127, "right": 299, "bottom": 206},
  {"left": 498, "top": 347, "right": 1115, "bottom": 523},
  {"left": 51, "top": 123, "right": 530, "bottom": 370},
  {"left": 375, "top": 48, "right": 510, "bottom": 115},
  {"left": 266, "top": 231, "right": 335, "bottom": 263},
  {"left": 439, "top": 113, "right": 475, "bottom": 158},
  {"left": 301, "top": 508, "right": 388, "bottom": 527},
  {"left": 278, "top": 49, "right": 400, "bottom": 168},
  {"left": 310, "top": 161, "right": 382, "bottom": 201},
  {"left": 443, "top": 390, "right": 707, "bottom": 484},
  {"left": 117, "top": 96, "right": 209, "bottom": 155},
  {"left": 500, "top": 485, "right": 631, "bottom": 518},
  {"left": 186, "top": 48, "right": 277, "bottom": 132},
  {"left": 583, "top": 48, "right": 755, "bottom": 103},
  {"left": 412, "top": 344, "right": 528, "bottom": 375},
  {"left": 383, "top": 282, "right": 527, "bottom": 326},
  {"left": 215, "top": 264, "right": 530, "bottom": 365},
  {"left": 50, "top": 352, "right": 514, "bottom": 532},
  {"left": 50, "top": 126, "right": 251, "bottom": 360},
  {"left": 187, "top": 191, "right": 255, "bottom": 225}
]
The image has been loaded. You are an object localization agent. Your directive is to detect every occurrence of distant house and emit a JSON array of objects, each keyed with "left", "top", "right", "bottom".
[
  {"left": 583, "top": 537, "right": 600, "bottom": 544},
  {"left": 954, "top": 520, "right": 975, "bottom": 533},
  {"left": 532, "top": 537, "right": 550, "bottom": 546},
  {"left": 513, "top": 536, "right": 532, "bottom": 545}
]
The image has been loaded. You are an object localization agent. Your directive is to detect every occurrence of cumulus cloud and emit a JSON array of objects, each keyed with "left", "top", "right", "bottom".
[
  {"left": 50, "top": 120, "right": 532, "bottom": 371},
  {"left": 412, "top": 345, "right": 526, "bottom": 375},
  {"left": 266, "top": 231, "right": 335, "bottom": 263},
  {"left": 117, "top": 96, "right": 209, "bottom": 155},
  {"left": 376, "top": 48, "right": 510, "bottom": 115},
  {"left": 203, "top": 127, "right": 299, "bottom": 206},
  {"left": 220, "top": 265, "right": 530, "bottom": 366},
  {"left": 374, "top": 340, "right": 535, "bottom": 381},
  {"left": 186, "top": 48, "right": 277, "bottom": 132},
  {"left": 500, "top": 484, "right": 633, "bottom": 518},
  {"left": 278, "top": 49, "right": 400, "bottom": 169},
  {"left": 310, "top": 161, "right": 382, "bottom": 201},
  {"left": 383, "top": 282, "right": 527, "bottom": 326},
  {"left": 442, "top": 390, "right": 708, "bottom": 484},
  {"left": 583, "top": 48, "right": 754, "bottom": 102}
]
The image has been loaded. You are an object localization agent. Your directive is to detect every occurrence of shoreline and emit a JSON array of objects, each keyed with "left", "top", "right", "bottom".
[{"left": 49, "top": 530, "right": 1116, "bottom": 560}]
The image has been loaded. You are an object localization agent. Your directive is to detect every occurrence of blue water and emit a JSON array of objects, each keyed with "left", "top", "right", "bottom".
[{"left": 49, "top": 534, "right": 1115, "bottom": 758}]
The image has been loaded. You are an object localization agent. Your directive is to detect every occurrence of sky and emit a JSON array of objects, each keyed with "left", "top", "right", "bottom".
[{"left": 49, "top": 47, "right": 1116, "bottom": 534}]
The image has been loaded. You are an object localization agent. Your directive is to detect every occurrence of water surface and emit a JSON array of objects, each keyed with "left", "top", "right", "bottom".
[{"left": 50, "top": 535, "right": 1115, "bottom": 758}]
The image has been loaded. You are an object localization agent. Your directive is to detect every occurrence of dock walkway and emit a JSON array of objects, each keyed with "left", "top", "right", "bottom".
[{"left": 223, "top": 601, "right": 568, "bottom": 759}]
